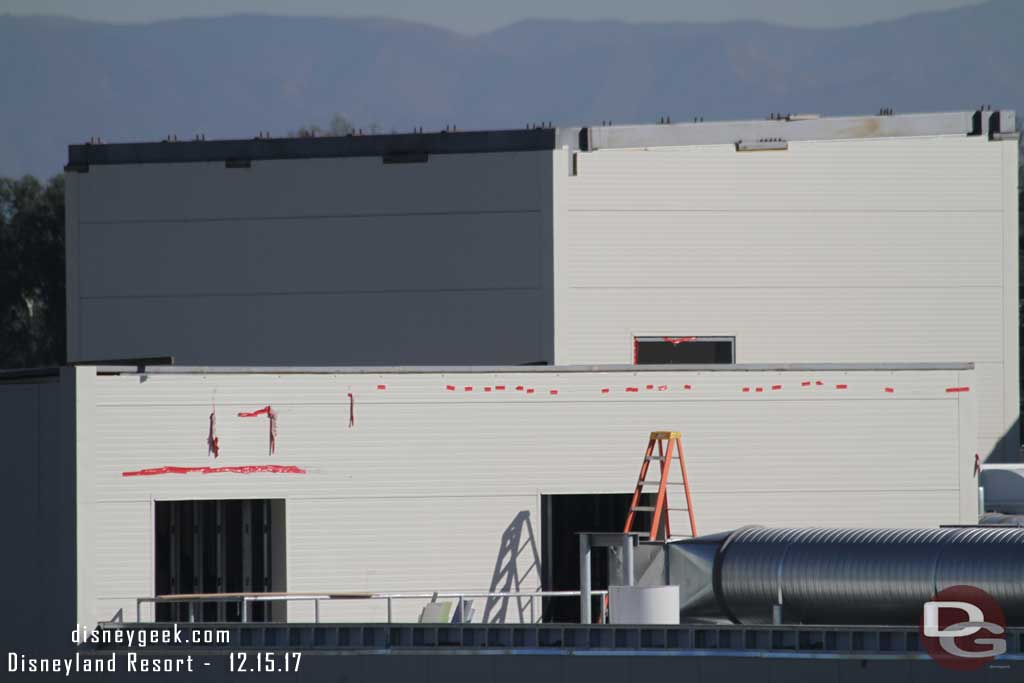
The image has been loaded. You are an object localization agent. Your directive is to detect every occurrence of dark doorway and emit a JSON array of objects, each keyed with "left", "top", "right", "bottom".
[
  {"left": 540, "top": 493, "right": 652, "bottom": 623},
  {"left": 154, "top": 499, "right": 286, "bottom": 622},
  {"left": 633, "top": 336, "right": 734, "bottom": 364}
]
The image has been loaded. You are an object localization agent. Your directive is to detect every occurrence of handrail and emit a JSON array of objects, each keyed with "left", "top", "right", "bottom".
[{"left": 134, "top": 590, "right": 609, "bottom": 625}]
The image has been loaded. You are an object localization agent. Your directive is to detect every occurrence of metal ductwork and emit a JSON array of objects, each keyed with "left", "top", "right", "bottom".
[{"left": 666, "top": 526, "right": 1024, "bottom": 625}]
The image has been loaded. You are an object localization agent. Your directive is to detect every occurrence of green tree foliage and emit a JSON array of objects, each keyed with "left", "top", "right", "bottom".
[{"left": 0, "top": 175, "right": 65, "bottom": 369}]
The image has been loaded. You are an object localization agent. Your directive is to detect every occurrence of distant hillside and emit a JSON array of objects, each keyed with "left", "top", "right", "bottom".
[{"left": 0, "top": 0, "right": 1021, "bottom": 178}]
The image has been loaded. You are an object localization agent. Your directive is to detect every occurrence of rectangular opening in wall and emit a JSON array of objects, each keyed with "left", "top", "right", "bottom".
[
  {"left": 633, "top": 336, "right": 735, "bottom": 364},
  {"left": 154, "top": 499, "right": 286, "bottom": 623},
  {"left": 540, "top": 493, "right": 653, "bottom": 623}
]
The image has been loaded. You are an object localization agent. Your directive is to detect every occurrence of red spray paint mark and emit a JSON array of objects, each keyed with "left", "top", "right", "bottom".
[
  {"left": 742, "top": 387, "right": 750, "bottom": 393},
  {"left": 626, "top": 387, "right": 640, "bottom": 393},
  {"left": 376, "top": 384, "right": 386, "bottom": 391},
  {"left": 884, "top": 387, "right": 895, "bottom": 393},
  {"left": 464, "top": 386, "right": 473, "bottom": 392},
  {"left": 801, "top": 381, "right": 811, "bottom": 387},
  {"left": 495, "top": 385, "right": 506, "bottom": 391},
  {"left": 601, "top": 388, "right": 610, "bottom": 394},
  {"left": 516, "top": 386, "right": 525, "bottom": 391},
  {"left": 526, "top": 388, "right": 535, "bottom": 394},
  {"left": 237, "top": 406, "right": 272, "bottom": 418},
  {"left": 815, "top": 381, "right": 823, "bottom": 386},
  {"left": 484, "top": 387, "right": 492, "bottom": 392},
  {"left": 664, "top": 337, "right": 696, "bottom": 345},
  {"left": 549, "top": 389, "right": 558, "bottom": 395},
  {"left": 347, "top": 392, "right": 355, "bottom": 428},
  {"left": 646, "top": 384, "right": 654, "bottom": 390},
  {"left": 658, "top": 385, "right": 668, "bottom": 391},
  {"left": 755, "top": 387, "right": 764, "bottom": 393},
  {"left": 446, "top": 385, "right": 456, "bottom": 391},
  {"left": 123, "top": 465, "right": 306, "bottom": 477},
  {"left": 683, "top": 384, "right": 692, "bottom": 390},
  {"left": 237, "top": 406, "right": 277, "bottom": 455},
  {"left": 836, "top": 384, "right": 848, "bottom": 390},
  {"left": 946, "top": 387, "right": 970, "bottom": 393},
  {"left": 771, "top": 385, "right": 782, "bottom": 391}
]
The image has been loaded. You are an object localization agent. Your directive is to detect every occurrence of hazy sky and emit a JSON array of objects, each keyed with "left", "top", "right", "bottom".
[{"left": 0, "top": 0, "right": 989, "bottom": 34}]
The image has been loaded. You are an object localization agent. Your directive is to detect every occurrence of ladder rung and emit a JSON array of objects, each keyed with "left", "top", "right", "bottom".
[
  {"left": 637, "top": 481, "right": 686, "bottom": 486},
  {"left": 667, "top": 507, "right": 688, "bottom": 512},
  {"left": 645, "top": 456, "right": 666, "bottom": 461},
  {"left": 631, "top": 506, "right": 656, "bottom": 512}
]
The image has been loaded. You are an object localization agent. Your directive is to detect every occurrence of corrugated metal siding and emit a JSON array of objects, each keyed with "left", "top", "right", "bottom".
[
  {"left": 71, "top": 151, "right": 553, "bottom": 366},
  {"left": 555, "top": 135, "right": 1017, "bottom": 461},
  {"left": 77, "top": 366, "right": 976, "bottom": 625}
]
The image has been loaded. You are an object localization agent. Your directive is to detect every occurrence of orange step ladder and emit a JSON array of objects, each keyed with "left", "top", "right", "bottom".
[{"left": 624, "top": 431, "right": 698, "bottom": 540}]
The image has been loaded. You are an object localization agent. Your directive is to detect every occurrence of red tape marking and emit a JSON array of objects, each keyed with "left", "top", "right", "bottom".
[
  {"left": 801, "top": 381, "right": 811, "bottom": 387},
  {"left": 836, "top": 384, "right": 848, "bottom": 390},
  {"left": 123, "top": 465, "right": 306, "bottom": 477},
  {"left": 526, "top": 388, "right": 535, "bottom": 394},
  {"left": 446, "top": 385, "right": 456, "bottom": 391},
  {"left": 237, "top": 406, "right": 271, "bottom": 418},
  {"left": 484, "top": 387, "right": 492, "bottom": 392},
  {"left": 946, "top": 387, "right": 970, "bottom": 393},
  {"left": 815, "top": 381, "right": 823, "bottom": 386},
  {"left": 646, "top": 384, "right": 654, "bottom": 390},
  {"left": 495, "top": 385, "right": 506, "bottom": 391},
  {"left": 742, "top": 387, "right": 750, "bottom": 393},
  {"left": 549, "top": 389, "right": 558, "bottom": 395},
  {"left": 601, "top": 388, "right": 610, "bottom": 394},
  {"left": 884, "top": 387, "right": 895, "bottom": 393},
  {"left": 658, "top": 385, "right": 668, "bottom": 391},
  {"left": 664, "top": 336, "right": 696, "bottom": 345},
  {"left": 755, "top": 387, "right": 764, "bottom": 393},
  {"left": 376, "top": 384, "right": 386, "bottom": 391},
  {"left": 626, "top": 387, "right": 639, "bottom": 393},
  {"left": 516, "top": 385, "right": 525, "bottom": 391},
  {"left": 464, "top": 386, "right": 473, "bottom": 392},
  {"left": 683, "top": 384, "right": 692, "bottom": 390},
  {"left": 347, "top": 392, "right": 355, "bottom": 427},
  {"left": 771, "top": 385, "right": 782, "bottom": 391}
]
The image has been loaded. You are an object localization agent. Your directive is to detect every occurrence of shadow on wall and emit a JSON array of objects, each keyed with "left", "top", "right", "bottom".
[
  {"left": 482, "top": 511, "right": 542, "bottom": 624},
  {"left": 985, "top": 416, "right": 1022, "bottom": 464}
]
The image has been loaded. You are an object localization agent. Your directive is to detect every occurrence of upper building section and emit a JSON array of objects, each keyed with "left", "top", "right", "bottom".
[{"left": 66, "top": 109, "right": 1016, "bottom": 170}]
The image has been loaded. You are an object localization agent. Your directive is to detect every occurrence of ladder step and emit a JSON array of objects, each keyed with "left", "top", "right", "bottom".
[
  {"left": 637, "top": 481, "right": 686, "bottom": 486},
  {"left": 645, "top": 456, "right": 666, "bottom": 461},
  {"left": 631, "top": 506, "right": 656, "bottom": 512},
  {"left": 667, "top": 507, "right": 688, "bottom": 512}
]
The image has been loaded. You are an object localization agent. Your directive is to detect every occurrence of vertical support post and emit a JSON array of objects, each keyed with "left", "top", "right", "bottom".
[
  {"left": 623, "top": 537, "right": 635, "bottom": 587},
  {"left": 772, "top": 604, "right": 784, "bottom": 625},
  {"left": 314, "top": 599, "right": 320, "bottom": 624},
  {"left": 676, "top": 436, "right": 698, "bottom": 537},
  {"left": 241, "top": 598, "right": 248, "bottom": 623},
  {"left": 241, "top": 500, "right": 253, "bottom": 619},
  {"left": 387, "top": 597, "right": 393, "bottom": 624},
  {"left": 579, "top": 534, "right": 592, "bottom": 624},
  {"left": 979, "top": 486, "right": 986, "bottom": 517}
]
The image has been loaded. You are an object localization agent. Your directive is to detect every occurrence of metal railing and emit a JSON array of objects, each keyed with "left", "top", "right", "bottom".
[{"left": 134, "top": 590, "right": 609, "bottom": 625}]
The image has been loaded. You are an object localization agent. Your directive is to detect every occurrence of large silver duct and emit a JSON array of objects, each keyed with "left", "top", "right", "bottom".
[{"left": 666, "top": 526, "right": 1024, "bottom": 625}]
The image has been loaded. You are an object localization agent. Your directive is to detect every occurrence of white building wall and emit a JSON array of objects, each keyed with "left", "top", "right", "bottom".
[
  {"left": 74, "top": 364, "right": 976, "bottom": 627},
  {"left": 66, "top": 151, "right": 555, "bottom": 366},
  {"left": 554, "top": 134, "right": 1019, "bottom": 461}
]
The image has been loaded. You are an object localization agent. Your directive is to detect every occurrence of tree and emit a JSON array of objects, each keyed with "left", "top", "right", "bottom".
[
  {"left": 293, "top": 113, "right": 355, "bottom": 138},
  {"left": 0, "top": 174, "right": 65, "bottom": 369}
]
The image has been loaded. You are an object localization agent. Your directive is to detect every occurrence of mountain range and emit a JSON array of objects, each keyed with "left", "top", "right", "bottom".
[{"left": 0, "top": 0, "right": 1021, "bottom": 179}]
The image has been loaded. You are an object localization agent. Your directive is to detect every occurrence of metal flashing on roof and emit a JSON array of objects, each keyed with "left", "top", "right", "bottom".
[
  {"left": 84, "top": 362, "right": 974, "bottom": 376},
  {"left": 65, "top": 109, "right": 1011, "bottom": 168}
]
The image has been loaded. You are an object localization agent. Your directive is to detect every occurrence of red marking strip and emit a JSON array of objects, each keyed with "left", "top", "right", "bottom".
[
  {"left": 742, "top": 387, "right": 750, "bottom": 393},
  {"left": 646, "top": 384, "right": 654, "bottom": 390},
  {"left": 484, "top": 387, "right": 492, "bottom": 392},
  {"left": 626, "top": 387, "right": 639, "bottom": 393},
  {"left": 946, "top": 386, "right": 970, "bottom": 393},
  {"left": 601, "top": 388, "right": 610, "bottom": 394},
  {"left": 377, "top": 384, "right": 386, "bottom": 390},
  {"left": 683, "top": 384, "right": 692, "bottom": 390},
  {"left": 884, "top": 387, "right": 895, "bottom": 393},
  {"left": 836, "top": 384, "right": 848, "bottom": 390},
  {"left": 815, "top": 381, "right": 823, "bottom": 386},
  {"left": 446, "top": 385, "right": 456, "bottom": 391},
  {"left": 495, "top": 385, "right": 506, "bottom": 391},
  {"left": 464, "top": 386, "right": 473, "bottom": 392},
  {"left": 801, "top": 381, "right": 811, "bottom": 387},
  {"left": 658, "top": 385, "right": 668, "bottom": 391},
  {"left": 664, "top": 336, "right": 696, "bottom": 345},
  {"left": 549, "top": 389, "right": 558, "bottom": 395},
  {"left": 771, "top": 385, "right": 782, "bottom": 391},
  {"left": 347, "top": 392, "right": 355, "bottom": 427},
  {"left": 974, "top": 453, "right": 981, "bottom": 477},
  {"left": 526, "top": 388, "right": 535, "bottom": 394},
  {"left": 237, "top": 406, "right": 271, "bottom": 418},
  {"left": 516, "top": 386, "right": 525, "bottom": 391},
  {"left": 123, "top": 465, "right": 306, "bottom": 477},
  {"left": 755, "top": 387, "right": 764, "bottom": 393}
]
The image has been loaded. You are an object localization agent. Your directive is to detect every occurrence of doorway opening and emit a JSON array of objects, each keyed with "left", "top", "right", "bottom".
[
  {"left": 540, "top": 493, "right": 653, "bottom": 623},
  {"left": 154, "top": 499, "right": 286, "bottom": 622},
  {"left": 633, "top": 336, "right": 735, "bottom": 364}
]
